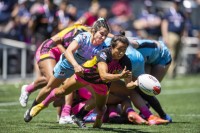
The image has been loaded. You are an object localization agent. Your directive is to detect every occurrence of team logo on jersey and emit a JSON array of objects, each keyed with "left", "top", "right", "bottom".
[{"left": 100, "top": 52, "right": 107, "bottom": 60}]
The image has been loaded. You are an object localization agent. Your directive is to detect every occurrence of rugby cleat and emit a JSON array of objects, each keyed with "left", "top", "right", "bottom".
[
  {"left": 128, "top": 111, "right": 148, "bottom": 125},
  {"left": 59, "top": 115, "right": 74, "bottom": 124},
  {"left": 19, "top": 85, "right": 29, "bottom": 107},
  {"left": 72, "top": 115, "right": 86, "bottom": 128},
  {"left": 84, "top": 112, "right": 97, "bottom": 123},
  {"left": 30, "top": 103, "right": 47, "bottom": 117},
  {"left": 161, "top": 114, "right": 172, "bottom": 123},
  {"left": 24, "top": 108, "right": 32, "bottom": 122},
  {"left": 148, "top": 115, "right": 169, "bottom": 125}
]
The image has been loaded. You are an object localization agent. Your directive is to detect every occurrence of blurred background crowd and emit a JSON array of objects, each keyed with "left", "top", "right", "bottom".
[{"left": 0, "top": 0, "right": 200, "bottom": 80}]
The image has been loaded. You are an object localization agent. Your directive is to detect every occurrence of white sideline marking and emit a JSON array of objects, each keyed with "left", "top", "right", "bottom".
[{"left": 0, "top": 88, "right": 199, "bottom": 107}]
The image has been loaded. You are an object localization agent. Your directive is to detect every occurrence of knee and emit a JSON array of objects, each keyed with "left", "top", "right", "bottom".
[
  {"left": 56, "top": 87, "right": 66, "bottom": 97},
  {"left": 40, "top": 77, "right": 48, "bottom": 84}
]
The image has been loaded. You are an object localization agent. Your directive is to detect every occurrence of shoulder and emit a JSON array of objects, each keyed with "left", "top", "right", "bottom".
[
  {"left": 102, "top": 37, "right": 112, "bottom": 47},
  {"left": 120, "top": 55, "right": 132, "bottom": 70},
  {"left": 97, "top": 48, "right": 112, "bottom": 62},
  {"left": 75, "top": 32, "right": 91, "bottom": 41}
]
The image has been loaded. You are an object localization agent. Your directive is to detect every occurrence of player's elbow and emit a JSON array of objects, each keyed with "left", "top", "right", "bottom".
[{"left": 100, "top": 73, "right": 109, "bottom": 82}]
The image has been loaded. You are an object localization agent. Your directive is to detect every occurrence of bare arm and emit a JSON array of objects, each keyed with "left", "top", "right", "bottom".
[
  {"left": 128, "top": 39, "right": 139, "bottom": 49},
  {"left": 57, "top": 44, "right": 66, "bottom": 53},
  {"left": 98, "top": 62, "right": 132, "bottom": 82},
  {"left": 64, "top": 40, "right": 84, "bottom": 74},
  {"left": 124, "top": 78, "right": 138, "bottom": 89}
]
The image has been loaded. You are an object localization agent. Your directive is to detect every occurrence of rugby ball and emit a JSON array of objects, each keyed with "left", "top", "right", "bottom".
[{"left": 137, "top": 74, "right": 161, "bottom": 96}]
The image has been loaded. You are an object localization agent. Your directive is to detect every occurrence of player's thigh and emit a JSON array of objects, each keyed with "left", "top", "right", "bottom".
[
  {"left": 94, "top": 93, "right": 108, "bottom": 110},
  {"left": 150, "top": 64, "right": 170, "bottom": 81},
  {"left": 110, "top": 80, "right": 130, "bottom": 96},
  {"left": 107, "top": 93, "right": 123, "bottom": 105},
  {"left": 38, "top": 58, "right": 57, "bottom": 79}
]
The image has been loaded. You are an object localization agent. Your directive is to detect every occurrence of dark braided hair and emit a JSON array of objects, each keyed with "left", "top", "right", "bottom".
[{"left": 111, "top": 30, "right": 129, "bottom": 48}]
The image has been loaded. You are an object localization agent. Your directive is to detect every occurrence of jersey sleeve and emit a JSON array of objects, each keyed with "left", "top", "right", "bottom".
[
  {"left": 136, "top": 40, "right": 157, "bottom": 48},
  {"left": 96, "top": 49, "right": 111, "bottom": 64},
  {"left": 73, "top": 32, "right": 90, "bottom": 48}
]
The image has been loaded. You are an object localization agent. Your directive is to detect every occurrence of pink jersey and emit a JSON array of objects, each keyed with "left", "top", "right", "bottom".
[
  {"left": 75, "top": 75, "right": 109, "bottom": 96},
  {"left": 35, "top": 39, "right": 61, "bottom": 63}
]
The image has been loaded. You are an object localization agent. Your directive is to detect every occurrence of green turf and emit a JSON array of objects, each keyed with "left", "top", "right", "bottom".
[{"left": 0, "top": 75, "right": 200, "bottom": 133}]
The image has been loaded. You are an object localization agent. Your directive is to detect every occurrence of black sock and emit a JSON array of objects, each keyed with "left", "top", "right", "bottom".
[
  {"left": 75, "top": 106, "right": 90, "bottom": 120},
  {"left": 30, "top": 99, "right": 39, "bottom": 109},
  {"left": 136, "top": 87, "right": 166, "bottom": 117}
]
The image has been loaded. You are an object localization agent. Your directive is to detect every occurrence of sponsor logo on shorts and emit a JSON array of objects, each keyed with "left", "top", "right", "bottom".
[{"left": 59, "top": 71, "right": 65, "bottom": 76}]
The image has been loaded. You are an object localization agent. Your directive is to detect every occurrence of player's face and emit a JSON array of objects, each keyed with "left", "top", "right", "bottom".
[
  {"left": 112, "top": 41, "right": 128, "bottom": 60},
  {"left": 93, "top": 27, "right": 108, "bottom": 45}
]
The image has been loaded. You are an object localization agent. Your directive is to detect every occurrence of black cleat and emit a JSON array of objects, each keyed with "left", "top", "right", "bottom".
[
  {"left": 24, "top": 109, "right": 32, "bottom": 122},
  {"left": 72, "top": 115, "right": 86, "bottom": 128}
]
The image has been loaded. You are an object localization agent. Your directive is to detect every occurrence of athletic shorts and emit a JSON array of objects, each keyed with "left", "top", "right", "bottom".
[
  {"left": 151, "top": 41, "right": 172, "bottom": 66},
  {"left": 75, "top": 75, "right": 109, "bottom": 96},
  {"left": 35, "top": 39, "right": 61, "bottom": 63},
  {"left": 53, "top": 54, "right": 86, "bottom": 79}
]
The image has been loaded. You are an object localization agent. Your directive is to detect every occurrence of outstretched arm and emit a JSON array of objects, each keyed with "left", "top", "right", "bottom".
[
  {"left": 98, "top": 62, "right": 132, "bottom": 82},
  {"left": 64, "top": 40, "right": 84, "bottom": 74}
]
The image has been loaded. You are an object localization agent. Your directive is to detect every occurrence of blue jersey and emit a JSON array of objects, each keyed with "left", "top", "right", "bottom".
[
  {"left": 135, "top": 39, "right": 171, "bottom": 66},
  {"left": 54, "top": 32, "right": 109, "bottom": 79},
  {"left": 104, "top": 37, "right": 145, "bottom": 77}
]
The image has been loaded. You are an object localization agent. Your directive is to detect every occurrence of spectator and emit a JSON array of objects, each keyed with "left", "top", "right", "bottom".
[
  {"left": 0, "top": 0, "right": 17, "bottom": 37},
  {"left": 77, "top": 0, "right": 100, "bottom": 26},
  {"left": 133, "top": 0, "right": 162, "bottom": 40},
  {"left": 161, "top": 0, "right": 186, "bottom": 78},
  {"left": 184, "top": 8, "right": 194, "bottom": 37},
  {"left": 11, "top": 0, "right": 31, "bottom": 42},
  {"left": 56, "top": 0, "right": 75, "bottom": 31},
  {"left": 28, "top": 0, "right": 58, "bottom": 48},
  {"left": 67, "top": 3, "right": 78, "bottom": 23},
  {"left": 109, "top": 0, "right": 134, "bottom": 36},
  {"left": 98, "top": 7, "right": 109, "bottom": 19}
]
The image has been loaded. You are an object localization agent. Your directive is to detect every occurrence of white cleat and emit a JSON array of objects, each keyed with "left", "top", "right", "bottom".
[
  {"left": 19, "top": 85, "right": 29, "bottom": 107},
  {"left": 59, "top": 115, "right": 74, "bottom": 124}
]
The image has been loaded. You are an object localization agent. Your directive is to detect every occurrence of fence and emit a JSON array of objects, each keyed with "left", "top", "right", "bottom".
[
  {"left": 0, "top": 38, "right": 36, "bottom": 83},
  {"left": 177, "top": 37, "right": 200, "bottom": 74}
]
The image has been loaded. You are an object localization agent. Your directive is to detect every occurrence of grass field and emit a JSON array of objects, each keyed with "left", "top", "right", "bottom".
[{"left": 0, "top": 74, "right": 200, "bottom": 133}]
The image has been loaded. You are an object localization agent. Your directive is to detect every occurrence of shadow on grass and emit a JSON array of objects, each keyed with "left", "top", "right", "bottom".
[{"left": 33, "top": 122, "right": 151, "bottom": 133}]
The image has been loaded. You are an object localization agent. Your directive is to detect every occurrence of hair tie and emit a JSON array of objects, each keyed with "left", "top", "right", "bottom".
[{"left": 97, "top": 17, "right": 105, "bottom": 21}]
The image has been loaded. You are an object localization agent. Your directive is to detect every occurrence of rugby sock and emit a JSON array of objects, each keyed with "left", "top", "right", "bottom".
[
  {"left": 42, "top": 89, "right": 58, "bottom": 106},
  {"left": 137, "top": 88, "right": 166, "bottom": 118},
  {"left": 71, "top": 102, "right": 86, "bottom": 115},
  {"left": 109, "top": 106, "right": 118, "bottom": 118},
  {"left": 75, "top": 106, "right": 90, "bottom": 119},
  {"left": 145, "top": 97, "right": 166, "bottom": 117},
  {"left": 61, "top": 104, "right": 71, "bottom": 117},
  {"left": 26, "top": 83, "right": 35, "bottom": 93},
  {"left": 140, "top": 106, "right": 152, "bottom": 119},
  {"left": 31, "top": 99, "right": 39, "bottom": 108},
  {"left": 126, "top": 107, "right": 135, "bottom": 114}
]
